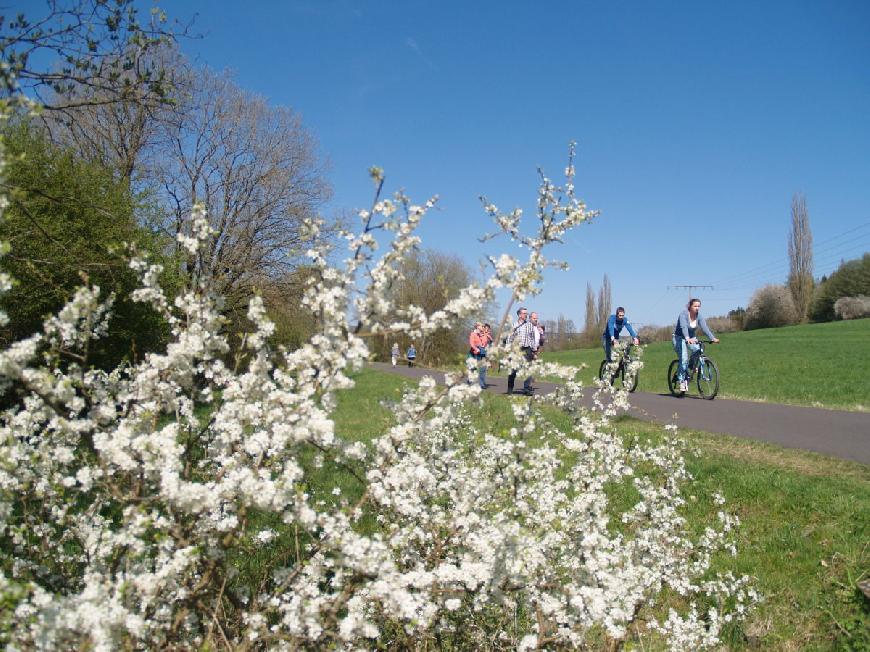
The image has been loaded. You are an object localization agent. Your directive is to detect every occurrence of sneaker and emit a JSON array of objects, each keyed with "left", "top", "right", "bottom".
[{"left": 679, "top": 380, "right": 688, "bottom": 393}]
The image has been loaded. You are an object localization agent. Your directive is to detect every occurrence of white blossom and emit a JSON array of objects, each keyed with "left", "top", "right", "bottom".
[{"left": 0, "top": 130, "right": 754, "bottom": 650}]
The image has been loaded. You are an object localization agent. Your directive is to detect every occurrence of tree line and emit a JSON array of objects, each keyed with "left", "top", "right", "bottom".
[
  {"left": 0, "top": 1, "right": 494, "bottom": 371},
  {"left": 2, "top": 0, "right": 863, "bottom": 375},
  {"left": 0, "top": 1, "right": 339, "bottom": 372}
]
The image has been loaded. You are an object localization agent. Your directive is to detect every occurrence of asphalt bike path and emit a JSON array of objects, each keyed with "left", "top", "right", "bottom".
[{"left": 369, "top": 362, "right": 870, "bottom": 465}]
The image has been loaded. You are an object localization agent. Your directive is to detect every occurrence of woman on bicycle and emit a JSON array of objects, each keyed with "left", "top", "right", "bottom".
[
  {"left": 602, "top": 306, "right": 640, "bottom": 362},
  {"left": 673, "top": 298, "right": 719, "bottom": 393}
]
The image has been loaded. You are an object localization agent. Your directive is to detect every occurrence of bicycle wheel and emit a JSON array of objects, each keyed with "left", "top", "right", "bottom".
[
  {"left": 598, "top": 359, "right": 609, "bottom": 384},
  {"left": 667, "top": 359, "right": 682, "bottom": 396},
  {"left": 618, "top": 362, "right": 639, "bottom": 393},
  {"left": 696, "top": 356, "right": 719, "bottom": 399}
]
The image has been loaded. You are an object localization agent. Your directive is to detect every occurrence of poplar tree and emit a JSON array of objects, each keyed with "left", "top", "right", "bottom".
[{"left": 787, "top": 193, "right": 814, "bottom": 321}]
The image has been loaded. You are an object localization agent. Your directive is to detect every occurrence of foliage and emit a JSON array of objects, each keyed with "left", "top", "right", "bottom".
[
  {"left": 260, "top": 266, "right": 320, "bottom": 351},
  {"left": 811, "top": 254, "right": 870, "bottom": 322},
  {"left": 0, "top": 146, "right": 755, "bottom": 650},
  {"left": 727, "top": 306, "right": 746, "bottom": 330},
  {"left": 0, "top": 121, "right": 174, "bottom": 368},
  {"left": 744, "top": 284, "right": 799, "bottom": 330},
  {"left": 834, "top": 295, "right": 870, "bottom": 321}
]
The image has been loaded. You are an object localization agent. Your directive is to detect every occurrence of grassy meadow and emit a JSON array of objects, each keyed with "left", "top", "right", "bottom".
[
  {"left": 541, "top": 318, "right": 870, "bottom": 411},
  {"left": 295, "top": 368, "right": 869, "bottom": 651}
]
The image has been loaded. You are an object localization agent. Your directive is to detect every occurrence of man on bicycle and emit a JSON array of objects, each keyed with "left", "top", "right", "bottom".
[{"left": 602, "top": 307, "right": 640, "bottom": 363}]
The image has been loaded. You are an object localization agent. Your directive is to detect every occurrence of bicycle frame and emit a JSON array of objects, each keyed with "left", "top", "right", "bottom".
[
  {"left": 600, "top": 340, "right": 639, "bottom": 392},
  {"left": 668, "top": 340, "right": 719, "bottom": 399}
]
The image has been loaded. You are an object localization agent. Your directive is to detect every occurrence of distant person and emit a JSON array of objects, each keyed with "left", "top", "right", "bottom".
[
  {"left": 506, "top": 307, "right": 537, "bottom": 395},
  {"left": 391, "top": 342, "right": 400, "bottom": 367},
  {"left": 406, "top": 343, "right": 417, "bottom": 368},
  {"left": 527, "top": 312, "right": 545, "bottom": 391},
  {"left": 602, "top": 306, "right": 639, "bottom": 362},
  {"left": 530, "top": 312, "right": 541, "bottom": 354},
  {"left": 468, "top": 322, "right": 488, "bottom": 389},
  {"left": 531, "top": 313, "right": 546, "bottom": 355},
  {"left": 673, "top": 298, "right": 719, "bottom": 393}
]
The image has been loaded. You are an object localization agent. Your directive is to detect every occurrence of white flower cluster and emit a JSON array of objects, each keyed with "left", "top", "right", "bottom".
[{"left": 0, "top": 138, "right": 756, "bottom": 650}]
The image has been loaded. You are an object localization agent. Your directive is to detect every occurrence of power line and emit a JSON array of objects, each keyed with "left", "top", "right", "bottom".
[
  {"left": 711, "top": 234, "right": 870, "bottom": 291},
  {"left": 715, "top": 242, "right": 870, "bottom": 292},
  {"left": 668, "top": 284, "right": 714, "bottom": 297},
  {"left": 709, "top": 220, "right": 870, "bottom": 288}
]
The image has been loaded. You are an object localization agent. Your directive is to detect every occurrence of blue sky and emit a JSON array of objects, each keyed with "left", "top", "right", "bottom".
[{"left": 31, "top": 1, "right": 870, "bottom": 327}]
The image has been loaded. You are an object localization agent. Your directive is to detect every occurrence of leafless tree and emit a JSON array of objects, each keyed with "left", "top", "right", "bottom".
[
  {"left": 596, "top": 273, "right": 612, "bottom": 334},
  {"left": 375, "top": 249, "right": 476, "bottom": 364},
  {"left": 39, "top": 44, "right": 192, "bottom": 189},
  {"left": 787, "top": 193, "right": 814, "bottom": 321},
  {"left": 153, "top": 67, "right": 331, "bottom": 315},
  {"left": 543, "top": 314, "right": 578, "bottom": 350},
  {"left": 1, "top": 0, "right": 192, "bottom": 110},
  {"left": 583, "top": 282, "right": 596, "bottom": 342}
]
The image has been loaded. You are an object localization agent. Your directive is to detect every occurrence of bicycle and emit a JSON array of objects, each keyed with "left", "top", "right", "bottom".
[
  {"left": 598, "top": 341, "right": 639, "bottom": 393},
  {"left": 667, "top": 340, "right": 719, "bottom": 399}
]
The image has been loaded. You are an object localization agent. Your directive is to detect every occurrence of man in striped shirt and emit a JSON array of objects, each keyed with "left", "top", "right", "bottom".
[{"left": 506, "top": 306, "right": 537, "bottom": 395}]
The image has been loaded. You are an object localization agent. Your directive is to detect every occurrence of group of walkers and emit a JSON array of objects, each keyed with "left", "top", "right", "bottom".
[
  {"left": 468, "top": 322, "right": 494, "bottom": 389},
  {"left": 602, "top": 298, "right": 719, "bottom": 393},
  {"left": 466, "top": 308, "right": 547, "bottom": 394},
  {"left": 503, "top": 308, "right": 546, "bottom": 395},
  {"left": 390, "top": 342, "right": 416, "bottom": 367}
]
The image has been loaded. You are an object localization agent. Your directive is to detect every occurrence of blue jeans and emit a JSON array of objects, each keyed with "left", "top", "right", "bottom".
[
  {"left": 602, "top": 334, "right": 612, "bottom": 361},
  {"left": 672, "top": 336, "right": 699, "bottom": 382},
  {"left": 469, "top": 353, "right": 487, "bottom": 388},
  {"left": 507, "top": 347, "right": 535, "bottom": 393}
]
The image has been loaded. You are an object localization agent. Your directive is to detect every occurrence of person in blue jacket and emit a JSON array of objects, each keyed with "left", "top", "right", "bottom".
[
  {"left": 602, "top": 306, "right": 639, "bottom": 362},
  {"left": 673, "top": 298, "right": 719, "bottom": 392}
]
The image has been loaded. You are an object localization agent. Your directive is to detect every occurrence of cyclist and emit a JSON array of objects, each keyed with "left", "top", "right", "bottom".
[
  {"left": 602, "top": 306, "right": 640, "bottom": 363},
  {"left": 673, "top": 298, "right": 719, "bottom": 393}
]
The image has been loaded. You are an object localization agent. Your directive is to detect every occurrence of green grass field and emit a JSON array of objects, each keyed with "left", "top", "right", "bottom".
[
  {"left": 323, "top": 368, "right": 870, "bottom": 651},
  {"left": 541, "top": 318, "right": 870, "bottom": 411}
]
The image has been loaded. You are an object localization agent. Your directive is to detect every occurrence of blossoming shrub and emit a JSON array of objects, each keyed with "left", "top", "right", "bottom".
[
  {"left": 0, "top": 144, "right": 756, "bottom": 650},
  {"left": 744, "top": 284, "right": 799, "bottom": 330},
  {"left": 833, "top": 295, "right": 870, "bottom": 320}
]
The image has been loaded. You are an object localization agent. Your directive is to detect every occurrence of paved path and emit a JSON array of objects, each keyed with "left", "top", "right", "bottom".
[{"left": 369, "top": 362, "right": 870, "bottom": 465}]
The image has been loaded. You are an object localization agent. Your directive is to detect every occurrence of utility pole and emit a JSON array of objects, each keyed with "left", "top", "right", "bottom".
[{"left": 668, "top": 284, "right": 714, "bottom": 299}]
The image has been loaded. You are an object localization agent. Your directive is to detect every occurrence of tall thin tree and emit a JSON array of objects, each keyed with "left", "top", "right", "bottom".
[
  {"left": 596, "top": 274, "right": 612, "bottom": 334},
  {"left": 787, "top": 193, "right": 814, "bottom": 321},
  {"left": 584, "top": 282, "right": 596, "bottom": 340}
]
